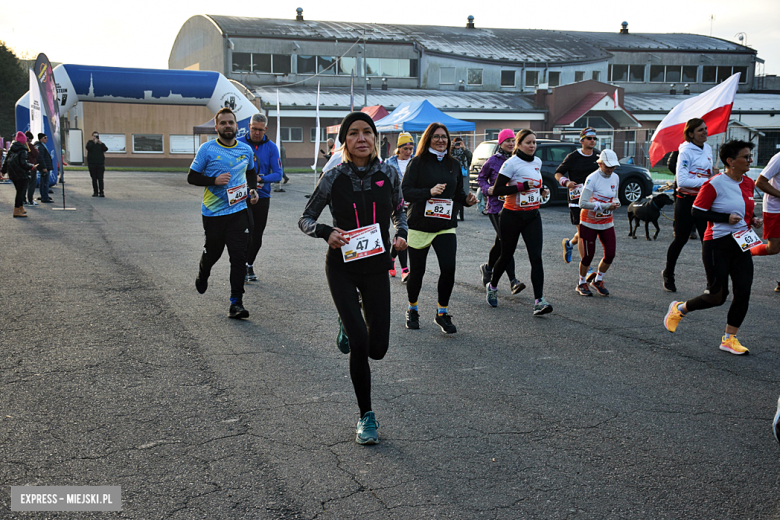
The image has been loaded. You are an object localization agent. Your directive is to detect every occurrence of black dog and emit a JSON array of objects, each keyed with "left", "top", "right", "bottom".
[{"left": 627, "top": 192, "right": 674, "bottom": 240}]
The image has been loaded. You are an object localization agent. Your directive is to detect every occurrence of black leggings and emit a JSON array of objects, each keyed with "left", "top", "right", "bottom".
[
  {"left": 665, "top": 195, "right": 707, "bottom": 275},
  {"left": 490, "top": 209, "right": 544, "bottom": 299},
  {"left": 199, "top": 210, "right": 249, "bottom": 301},
  {"left": 89, "top": 165, "right": 105, "bottom": 194},
  {"left": 406, "top": 233, "right": 457, "bottom": 307},
  {"left": 246, "top": 197, "right": 270, "bottom": 265},
  {"left": 686, "top": 235, "right": 753, "bottom": 328},
  {"left": 390, "top": 245, "right": 408, "bottom": 269},
  {"left": 326, "top": 264, "right": 390, "bottom": 417},
  {"left": 12, "top": 176, "right": 27, "bottom": 208},
  {"left": 487, "top": 212, "right": 516, "bottom": 280}
]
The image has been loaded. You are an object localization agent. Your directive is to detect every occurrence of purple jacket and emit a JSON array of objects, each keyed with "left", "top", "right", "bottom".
[{"left": 477, "top": 152, "right": 510, "bottom": 214}]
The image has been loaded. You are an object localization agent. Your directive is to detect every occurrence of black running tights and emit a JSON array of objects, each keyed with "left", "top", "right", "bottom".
[
  {"left": 665, "top": 195, "right": 707, "bottom": 275},
  {"left": 246, "top": 197, "right": 270, "bottom": 265},
  {"left": 487, "top": 212, "right": 516, "bottom": 280},
  {"left": 200, "top": 210, "right": 248, "bottom": 301},
  {"left": 406, "top": 233, "right": 457, "bottom": 307},
  {"left": 685, "top": 235, "right": 753, "bottom": 328},
  {"left": 326, "top": 264, "right": 390, "bottom": 417},
  {"left": 490, "top": 209, "right": 544, "bottom": 299}
]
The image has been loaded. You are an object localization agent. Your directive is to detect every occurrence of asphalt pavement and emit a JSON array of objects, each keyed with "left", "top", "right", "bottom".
[{"left": 1, "top": 171, "right": 779, "bottom": 519}]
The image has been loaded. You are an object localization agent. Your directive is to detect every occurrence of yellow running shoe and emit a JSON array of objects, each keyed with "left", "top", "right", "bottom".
[
  {"left": 720, "top": 336, "right": 749, "bottom": 355},
  {"left": 663, "top": 301, "right": 684, "bottom": 333}
]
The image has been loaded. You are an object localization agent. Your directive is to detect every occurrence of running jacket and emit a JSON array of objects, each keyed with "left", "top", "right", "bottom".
[
  {"left": 238, "top": 134, "right": 283, "bottom": 199},
  {"left": 477, "top": 152, "right": 510, "bottom": 214},
  {"left": 299, "top": 158, "right": 408, "bottom": 274},
  {"left": 676, "top": 142, "right": 714, "bottom": 197},
  {"left": 402, "top": 152, "right": 467, "bottom": 233},
  {"left": 693, "top": 173, "right": 756, "bottom": 240}
]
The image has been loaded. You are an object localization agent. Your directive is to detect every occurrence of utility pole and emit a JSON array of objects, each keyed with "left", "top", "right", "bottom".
[
  {"left": 362, "top": 29, "right": 367, "bottom": 108},
  {"left": 710, "top": 14, "right": 715, "bottom": 36}
]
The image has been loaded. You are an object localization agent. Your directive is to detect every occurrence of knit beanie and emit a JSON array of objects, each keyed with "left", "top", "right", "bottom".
[
  {"left": 338, "top": 112, "right": 377, "bottom": 144},
  {"left": 15, "top": 131, "right": 27, "bottom": 144},
  {"left": 497, "top": 129, "right": 514, "bottom": 144},
  {"left": 397, "top": 132, "right": 414, "bottom": 147}
]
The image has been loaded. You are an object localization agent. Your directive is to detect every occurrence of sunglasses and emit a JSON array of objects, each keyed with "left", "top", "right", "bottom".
[{"left": 582, "top": 136, "right": 597, "bottom": 141}]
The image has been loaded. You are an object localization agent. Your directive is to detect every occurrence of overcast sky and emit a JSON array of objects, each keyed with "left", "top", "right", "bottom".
[{"left": 3, "top": 0, "right": 779, "bottom": 75}]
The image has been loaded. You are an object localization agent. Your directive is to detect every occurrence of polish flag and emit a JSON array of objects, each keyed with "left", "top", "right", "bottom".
[{"left": 649, "top": 73, "right": 740, "bottom": 166}]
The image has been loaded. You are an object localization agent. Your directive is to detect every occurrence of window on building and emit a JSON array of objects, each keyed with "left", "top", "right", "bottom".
[
  {"left": 132, "top": 134, "right": 163, "bottom": 153},
  {"left": 610, "top": 65, "right": 628, "bottom": 82},
  {"left": 318, "top": 56, "right": 337, "bottom": 75},
  {"left": 310, "top": 127, "right": 328, "bottom": 142},
  {"left": 440, "top": 67, "right": 456, "bottom": 84},
  {"left": 717, "top": 66, "right": 732, "bottom": 83},
  {"left": 395, "top": 59, "right": 410, "bottom": 77},
  {"left": 629, "top": 64, "right": 645, "bottom": 82},
  {"left": 410, "top": 59, "right": 419, "bottom": 78},
  {"left": 339, "top": 57, "right": 357, "bottom": 76},
  {"left": 468, "top": 68, "right": 483, "bottom": 85},
  {"left": 575, "top": 71, "right": 585, "bottom": 82},
  {"left": 623, "top": 130, "right": 637, "bottom": 158},
  {"left": 683, "top": 66, "right": 697, "bottom": 83},
  {"left": 273, "top": 54, "right": 291, "bottom": 75},
  {"left": 366, "top": 58, "right": 380, "bottom": 76},
  {"left": 280, "top": 127, "right": 303, "bottom": 143},
  {"left": 501, "top": 70, "right": 516, "bottom": 87},
  {"left": 232, "top": 53, "right": 251, "bottom": 73},
  {"left": 650, "top": 65, "right": 665, "bottom": 83},
  {"left": 485, "top": 129, "right": 500, "bottom": 140},
  {"left": 734, "top": 66, "right": 748, "bottom": 83},
  {"left": 169, "top": 135, "right": 199, "bottom": 154},
  {"left": 525, "top": 70, "right": 539, "bottom": 87},
  {"left": 101, "top": 134, "right": 126, "bottom": 153},
  {"left": 297, "top": 55, "right": 316, "bottom": 74},
  {"left": 702, "top": 66, "right": 717, "bottom": 83},
  {"left": 666, "top": 66, "right": 682, "bottom": 83},
  {"left": 253, "top": 54, "right": 272, "bottom": 73},
  {"left": 592, "top": 70, "right": 601, "bottom": 81},
  {"left": 381, "top": 59, "right": 399, "bottom": 77},
  {"left": 548, "top": 71, "right": 561, "bottom": 86}
]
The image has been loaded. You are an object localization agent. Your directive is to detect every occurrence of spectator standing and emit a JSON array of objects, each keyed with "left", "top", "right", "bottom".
[
  {"left": 36, "top": 134, "right": 54, "bottom": 203},
  {"left": 24, "top": 131, "right": 39, "bottom": 206},
  {"left": 86, "top": 131, "right": 108, "bottom": 197},
  {"left": 6, "top": 132, "right": 32, "bottom": 217}
]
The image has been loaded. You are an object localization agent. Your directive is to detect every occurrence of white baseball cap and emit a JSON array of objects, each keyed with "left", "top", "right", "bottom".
[{"left": 597, "top": 149, "right": 620, "bottom": 167}]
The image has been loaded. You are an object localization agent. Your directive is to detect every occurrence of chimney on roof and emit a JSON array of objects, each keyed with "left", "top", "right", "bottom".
[
  {"left": 620, "top": 21, "right": 629, "bottom": 34},
  {"left": 669, "top": 84, "right": 677, "bottom": 95},
  {"left": 466, "top": 15, "right": 475, "bottom": 29},
  {"left": 683, "top": 83, "right": 691, "bottom": 95},
  {"left": 296, "top": 7, "right": 304, "bottom": 21}
]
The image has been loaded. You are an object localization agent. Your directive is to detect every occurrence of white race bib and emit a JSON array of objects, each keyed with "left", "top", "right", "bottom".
[
  {"left": 424, "top": 198, "right": 453, "bottom": 219},
  {"left": 569, "top": 184, "right": 583, "bottom": 200},
  {"left": 341, "top": 224, "right": 385, "bottom": 263},
  {"left": 732, "top": 228, "right": 762, "bottom": 252},
  {"left": 227, "top": 183, "right": 248, "bottom": 206},
  {"left": 517, "top": 191, "right": 541, "bottom": 206}
]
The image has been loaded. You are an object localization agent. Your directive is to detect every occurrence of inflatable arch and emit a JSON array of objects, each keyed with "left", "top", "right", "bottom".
[{"left": 15, "top": 65, "right": 259, "bottom": 180}]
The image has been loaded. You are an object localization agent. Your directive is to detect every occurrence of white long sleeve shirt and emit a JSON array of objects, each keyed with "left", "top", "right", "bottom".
[{"left": 676, "top": 141, "right": 714, "bottom": 196}]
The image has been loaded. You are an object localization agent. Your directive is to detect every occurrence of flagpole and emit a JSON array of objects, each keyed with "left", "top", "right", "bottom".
[{"left": 312, "top": 82, "right": 321, "bottom": 190}]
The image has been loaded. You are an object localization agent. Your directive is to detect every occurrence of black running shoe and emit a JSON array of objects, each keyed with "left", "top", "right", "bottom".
[
  {"left": 405, "top": 309, "right": 420, "bottom": 329},
  {"left": 479, "top": 263, "right": 492, "bottom": 287},
  {"left": 662, "top": 270, "right": 676, "bottom": 292},
  {"left": 229, "top": 303, "right": 249, "bottom": 319},
  {"left": 195, "top": 275, "right": 208, "bottom": 294},
  {"left": 434, "top": 312, "right": 457, "bottom": 334}
]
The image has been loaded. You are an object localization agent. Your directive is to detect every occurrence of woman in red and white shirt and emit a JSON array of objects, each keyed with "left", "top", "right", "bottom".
[
  {"left": 663, "top": 140, "right": 762, "bottom": 355},
  {"left": 485, "top": 129, "right": 552, "bottom": 315},
  {"left": 576, "top": 149, "right": 621, "bottom": 297}
]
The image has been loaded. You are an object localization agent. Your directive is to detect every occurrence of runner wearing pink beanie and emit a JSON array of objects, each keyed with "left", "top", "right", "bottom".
[{"left": 14, "top": 131, "right": 27, "bottom": 143}]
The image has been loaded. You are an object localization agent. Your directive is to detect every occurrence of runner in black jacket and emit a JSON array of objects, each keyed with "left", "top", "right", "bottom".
[{"left": 299, "top": 112, "right": 407, "bottom": 445}]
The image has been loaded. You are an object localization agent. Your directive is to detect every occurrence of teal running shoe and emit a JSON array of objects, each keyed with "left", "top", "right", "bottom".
[{"left": 356, "top": 411, "right": 379, "bottom": 445}]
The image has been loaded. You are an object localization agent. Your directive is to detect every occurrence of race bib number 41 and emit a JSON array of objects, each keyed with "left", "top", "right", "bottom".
[
  {"left": 424, "top": 198, "right": 453, "bottom": 219},
  {"left": 733, "top": 228, "right": 762, "bottom": 252},
  {"left": 341, "top": 224, "right": 385, "bottom": 263},
  {"left": 227, "top": 183, "right": 248, "bottom": 206}
]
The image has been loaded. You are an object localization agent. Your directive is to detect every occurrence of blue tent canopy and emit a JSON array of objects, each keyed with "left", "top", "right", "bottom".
[{"left": 374, "top": 100, "right": 475, "bottom": 133}]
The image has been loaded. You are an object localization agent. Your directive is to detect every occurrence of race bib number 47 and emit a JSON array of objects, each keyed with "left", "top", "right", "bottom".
[
  {"left": 341, "top": 224, "right": 385, "bottom": 263},
  {"left": 425, "top": 198, "right": 453, "bottom": 219}
]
